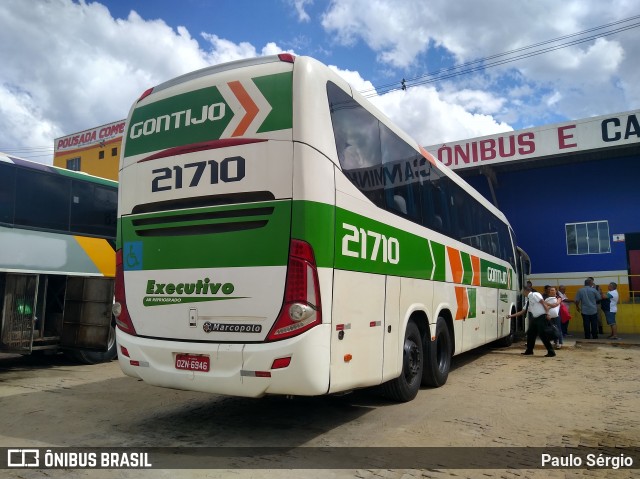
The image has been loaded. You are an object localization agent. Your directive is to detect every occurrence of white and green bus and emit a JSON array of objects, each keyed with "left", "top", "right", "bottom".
[{"left": 115, "top": 54, "right": 530, "bottom": 402}]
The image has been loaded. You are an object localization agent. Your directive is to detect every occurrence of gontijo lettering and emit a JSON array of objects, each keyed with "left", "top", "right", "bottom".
[
  {"left": 130, "top": 103, "right": 226, "bottom": 139},
  {"left": 487, "top": 267, "right": 508, "bottom": 285}
]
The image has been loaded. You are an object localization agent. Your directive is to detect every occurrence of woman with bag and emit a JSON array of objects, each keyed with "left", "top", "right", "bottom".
[{"left": 558, "top": 285, "right": 573, "bottom": 336}]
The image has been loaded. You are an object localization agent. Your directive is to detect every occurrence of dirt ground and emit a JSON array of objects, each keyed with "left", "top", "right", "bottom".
[{"left": 0, "top": 340, "right": 639, "bottom": 479}]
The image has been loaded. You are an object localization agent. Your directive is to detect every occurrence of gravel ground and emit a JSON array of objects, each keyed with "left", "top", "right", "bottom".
[{"left": 0, "top": 340, "right": 638, "bottom": 479}]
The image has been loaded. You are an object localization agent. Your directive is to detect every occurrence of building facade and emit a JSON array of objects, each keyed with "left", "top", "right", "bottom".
[
  {"left": 53, "top": 119, "right": 125, "bottom": 181},
  {"left": 426, "top": 109, "right": 640, "bottom": 333}
]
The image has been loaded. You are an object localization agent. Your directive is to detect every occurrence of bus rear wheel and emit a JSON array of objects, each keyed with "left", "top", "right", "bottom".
[
  {"left": 67, "top": 324, "right": 118, "bottom": 365},
  {"left": 382, "top": 321, "right": 423, "bottom": 402},
  {"left": 421, "top": 317, "right": 451, "bottom": 387}
]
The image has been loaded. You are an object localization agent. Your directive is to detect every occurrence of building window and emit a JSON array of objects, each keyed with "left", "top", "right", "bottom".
[
  {"left": 565, "top": 221, "right": 610, "bottom": 255},
  {"left": 99, "top": 150, "right": 105, "bottom": 160},
  {"left": 66, "top": 157, "right": 81, "bottom": 171},
  {"left": 111, "top": 147, "right": 118, "bottom": 157}
]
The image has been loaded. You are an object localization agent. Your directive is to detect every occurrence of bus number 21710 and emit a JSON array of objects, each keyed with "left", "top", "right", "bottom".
[
  {"left": 342, "top": 223, "right": 400, "bottom": 264},
  {"left": 151, "top": 156, "right": 245, "bottom": 192}
]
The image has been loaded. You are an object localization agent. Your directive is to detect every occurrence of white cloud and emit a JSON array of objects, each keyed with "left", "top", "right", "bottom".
[
  {"left": 0, "top": 0, "right": 288, "bottom": 163},
  {"left": 288, "top": 0, "right": 313, "bottom": 22},
  {"left": 322, "top": 0, "right": 640, "bottom": 126},
  {"left": 2, "top": 0, "right": 638, "bottom": 166},
  {"left": 322, "top": 0, "right": 432, "bottom": 68},
  {"left": 329, "top": 65, "right": 376, "bottom": 92},
  {"left": 0, "top": 85, "right": 61, "bottom": 160},
  {"left": 201, "top": 34, "right": 263, "bottom": 63},
  {"left": 369, "top": 87, "right": 512, "bottom": 146},
  {"left": 439, "top": 89, "right": 506, "bottom": 116}
]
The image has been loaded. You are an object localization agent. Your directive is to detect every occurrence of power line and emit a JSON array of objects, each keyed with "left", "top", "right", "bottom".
[
  {"left": 359, "top": 14, "right": 640, "bottom": 98},
  {"left": 0, "top": 146, "right": 54, "bottom": 161},
  {"left": 1, "top": 146, "right": 54, "bottom": 153}
]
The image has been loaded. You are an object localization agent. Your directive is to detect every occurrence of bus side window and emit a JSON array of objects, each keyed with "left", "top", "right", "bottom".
[
  {"left": 15, "top": 168, "right": 71, "bottom": 232},
  {"left": 327, "top": 82, "right": 385, "bottom": 210},
  {"left": 71, "top": 181, "right": 118, "bottom": 237},
  {"left": 378, "top": 123, "right": 423, "bottom": 222},
  {"left": 432, "top": 177, "right": 452, "bottom": 236},
  {"left": 0, "top": 162, "right": 16, "bottom": 225}
]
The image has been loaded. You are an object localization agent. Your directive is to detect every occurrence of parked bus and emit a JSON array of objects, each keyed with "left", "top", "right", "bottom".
[
  {"left": 0, "top": 154, "right": 117, "bottom": 363},
  {"left": 115, "top": 54, "right": 529, "bottom": 401}
]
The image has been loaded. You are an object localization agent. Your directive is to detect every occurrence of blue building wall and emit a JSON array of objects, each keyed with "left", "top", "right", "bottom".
[{"left": 464, "top": 156, "right": 640, "bottom": 275}]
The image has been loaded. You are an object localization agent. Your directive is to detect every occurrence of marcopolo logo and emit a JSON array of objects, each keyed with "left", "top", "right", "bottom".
[
  {"left": 143, "top": 278, "right": 241, "bottom": 307},
  {"left": 203, "top": 322, "right": 262, "bottom": 334}
]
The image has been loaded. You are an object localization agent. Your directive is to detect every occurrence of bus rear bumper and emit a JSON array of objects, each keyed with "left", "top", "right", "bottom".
[{"left": 116, "top": 325, "right": 331, "bottom": 398}]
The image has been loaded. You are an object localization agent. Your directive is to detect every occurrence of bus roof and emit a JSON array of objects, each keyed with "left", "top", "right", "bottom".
[
  {"left": 149, "top": 54, "right": 294, "bottom": 97},
  {"left": 0, "top": 152, "right": 117, "bottom": 188}
]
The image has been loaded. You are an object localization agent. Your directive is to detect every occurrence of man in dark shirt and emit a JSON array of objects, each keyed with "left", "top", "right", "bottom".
[{"left": 575, "top": 279, "right": 603, "bottom": 339}]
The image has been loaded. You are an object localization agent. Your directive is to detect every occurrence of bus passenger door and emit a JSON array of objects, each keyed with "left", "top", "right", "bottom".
[
  {"left": 497, "top": 289, "right": 511, "bottom": 338},
  {"left": 329, "top": 270, "right": 385, "bottom": 393},
  {"left": 383, "top": 276, "right": 400, "bottom": 381},
  {"left": 0, "top": 274, "right": 38, "bottom": 354},
  {"left": 483, "top": 287, "right": 499, "bottom": 342}
]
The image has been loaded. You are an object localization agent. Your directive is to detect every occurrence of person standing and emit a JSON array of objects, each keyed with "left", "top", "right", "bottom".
[
  {"left": 589, "top": 277, "right": 605, "bottom": 335},
  {"left": 603, "top": 282, "right": 620, "bottom": 339},
  {"left": 545, "top": 286, "right": 563, "bottom": 349},
  {"left": 558, "top": 285, "right": 573, "bottom": 336},
  {"left": 575, "top": 279, "right": 603, "bottom": 339},
  {"left": 508, "top": 286, "right": 555, "bottom": 357}
]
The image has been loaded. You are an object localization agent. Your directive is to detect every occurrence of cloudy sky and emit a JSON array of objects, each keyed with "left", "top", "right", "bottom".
[{"left": 1, "top": 0, "right": 639, "bottom": 163}]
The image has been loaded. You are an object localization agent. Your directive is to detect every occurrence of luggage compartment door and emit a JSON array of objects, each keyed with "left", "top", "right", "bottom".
[{"left": 61, "top": 277, "right": 114, "bottom": 351}]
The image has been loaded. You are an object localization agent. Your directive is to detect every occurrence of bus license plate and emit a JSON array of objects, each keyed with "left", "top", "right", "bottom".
[{"left": 175, "top": 354, "right": 210, "bottom": 372}]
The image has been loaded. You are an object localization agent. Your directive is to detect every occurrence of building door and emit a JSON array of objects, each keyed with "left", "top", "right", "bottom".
[{"left": 626, "top": 233, "right": 640, "bottom": 299}]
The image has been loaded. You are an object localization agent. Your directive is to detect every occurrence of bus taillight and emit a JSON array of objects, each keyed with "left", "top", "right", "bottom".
[
  {"left": 278, "top": 53, "right": 295, "bottom": 63},
  {"left": 267, "top": 239, "right": 321, "bottom": 341},
  {"left": 137, "top": 87, "right": 154, "bottom": 103},
  {"left": 114, "top": 249, "right": 137, "bottom": 336}
]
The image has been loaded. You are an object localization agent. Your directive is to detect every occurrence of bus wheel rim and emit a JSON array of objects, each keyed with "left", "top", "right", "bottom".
[{"left": 404, "top": 339, "right": 420, "bottom": 381}]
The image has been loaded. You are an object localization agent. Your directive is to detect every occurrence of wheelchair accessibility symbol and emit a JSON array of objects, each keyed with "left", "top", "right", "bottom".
[{"left": 123, "top": 241, "right": 143, "bottom": 270}]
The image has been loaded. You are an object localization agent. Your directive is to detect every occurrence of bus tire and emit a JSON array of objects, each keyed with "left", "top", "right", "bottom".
[
  {"left": 421, "top": 317, "right": 451, "bottom": 387},
  {"left": 70, "top": 324, "right": 118, "bottom": 365},
  {"left": 382, "top": 321, "right": 423, "bottom": 402}
]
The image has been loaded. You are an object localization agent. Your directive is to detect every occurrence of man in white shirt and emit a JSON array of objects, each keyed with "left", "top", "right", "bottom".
[{"left": 508, "top": 286, "right": 556, "bottom": 357}]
